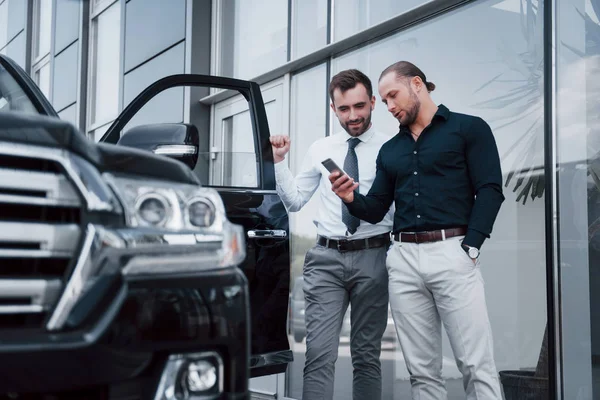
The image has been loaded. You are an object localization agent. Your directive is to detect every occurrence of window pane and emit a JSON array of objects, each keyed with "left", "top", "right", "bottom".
[
  {"left": 122, "top": 42, "right": 184, "bottom": 131},
  {"left": 330, "top": 0, "right": 547, "bottom": 397},
  {"left": 36, "top": 62, "right": 50, "bottom": 99},
  {"left": 52, "top": 42, "right": 78, "bottom": 111},
  {"left": 0, "top": 1, "right": 7, "bottom": 49},
  {"left": 55, "top": 0, "right": 81, "bottom": 54},
  {"left": 35, "top": 0, "right": 52, "bottom": 58},
  {"left": 219, "top": 0, "right": 288, "bottom": 79},
  {"left": 5, "top": 31, "right": 25, "bottom": 68},
  {"left": 556, "top": 0, "right": 600, "bottom": 397},
  {"left": 58, "top": 103, "right": 78, "bottom": 128},
  {"left": 333, "top": 0, "right": 426, "bottom": 41},
  {"left": 92, "top": 1, "right": 121, "bottom": 125},
  {"left": 292, "top": 0, "right": 328, "bottom": 59},
  {"left": 286, "top": 63, "right": 328, "bottom": 399}
]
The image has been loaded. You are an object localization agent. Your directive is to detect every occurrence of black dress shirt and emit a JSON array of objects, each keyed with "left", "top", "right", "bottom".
[{"left": 346, "top": 104, "right": 504, "bottom": 249}]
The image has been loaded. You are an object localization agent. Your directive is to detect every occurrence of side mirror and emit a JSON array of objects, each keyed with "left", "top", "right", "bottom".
[{"left": 117, "top": 123, "right": 199, "bottom": 170}]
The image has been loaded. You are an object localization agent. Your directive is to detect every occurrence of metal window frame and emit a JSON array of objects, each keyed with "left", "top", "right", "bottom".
[
  {"left": 75, "top": 0, "right": 90, "bottom": 132},
  {"left": 31, "top": 0, "right": 52, "bottom": 65},
  {"left": 31, "top": 53, "right": 50, "bottom": 98},
  {"left": 30, "top": 0, "right": 54, "bottom": 103},
  {"left": 544, "top": 0, "right": 560, "bottom": 398}
]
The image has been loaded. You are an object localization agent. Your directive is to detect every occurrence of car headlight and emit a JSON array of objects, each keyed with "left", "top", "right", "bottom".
[
  {"left": 104, "top": 174, "right": 219, "bottom": 232},
  {"left": 186, "top": 197, "right": 216, "bottom": 228}
]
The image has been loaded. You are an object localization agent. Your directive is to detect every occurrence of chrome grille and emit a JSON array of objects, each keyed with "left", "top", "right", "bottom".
[{"left": 0, "top": 151, "right": 82, "bottom": 329}]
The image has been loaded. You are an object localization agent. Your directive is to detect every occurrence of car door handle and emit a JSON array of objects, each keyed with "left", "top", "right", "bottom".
[{"left": 247, "top": 229, "right": 287, "bottom": 239}]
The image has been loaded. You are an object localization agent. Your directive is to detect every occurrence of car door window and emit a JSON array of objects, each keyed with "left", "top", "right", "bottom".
[
  {"left": 218, "top": 110, "right": 257, "bottom": 187},
  {"left": 211, "top": 83, "right": 283, "bottom": 189}
]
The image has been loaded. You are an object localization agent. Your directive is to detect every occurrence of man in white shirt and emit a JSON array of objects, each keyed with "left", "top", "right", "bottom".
[{"left": 270, "top": 69, "right": 394, "bottom": 400}]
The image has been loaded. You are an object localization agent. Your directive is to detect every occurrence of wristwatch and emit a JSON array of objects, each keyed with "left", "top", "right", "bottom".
[{"left": 461, "top": 243, "right": 480, "bottom": 259}]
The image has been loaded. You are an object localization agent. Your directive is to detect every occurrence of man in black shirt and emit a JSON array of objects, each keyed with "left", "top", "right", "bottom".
[{"left": 329, "top": 61, "right": 504, "bottom": 400}]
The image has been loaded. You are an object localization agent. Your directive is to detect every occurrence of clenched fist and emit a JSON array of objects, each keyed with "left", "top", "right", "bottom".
[{"left": 270, "top": 135, "right": 291, "bottom": 164}]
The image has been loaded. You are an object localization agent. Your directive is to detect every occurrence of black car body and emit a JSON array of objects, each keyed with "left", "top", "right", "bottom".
[{"left": 0, "top": 54, "right": 292, "bottom": 399}]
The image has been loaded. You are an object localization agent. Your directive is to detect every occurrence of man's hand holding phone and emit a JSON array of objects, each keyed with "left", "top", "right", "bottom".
[{"left": 322, "top": 158, "right": 358, "bottom": 203}]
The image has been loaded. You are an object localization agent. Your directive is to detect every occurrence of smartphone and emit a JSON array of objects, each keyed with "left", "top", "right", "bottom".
[{"left": 321, "top": 158, "right": 347, "bottom": 176}]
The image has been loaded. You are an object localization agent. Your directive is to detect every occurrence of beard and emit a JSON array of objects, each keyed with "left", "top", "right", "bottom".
[
  {"left": 341, "top": 112, "right": 372, "bottom": 136},
  {"left": 399, "top": 89, "right": 420, "bottom": 126}
]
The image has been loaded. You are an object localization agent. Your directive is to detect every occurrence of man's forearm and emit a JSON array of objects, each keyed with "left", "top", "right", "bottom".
[
  {"left": 274, "top": 162, "right": 317, "bottom": 213},
  {"left": 463, "top": 185, "right": 504, "bottom": 249},
  {"left": 345, "top": 191, "right": 390, "bottom": 225}
]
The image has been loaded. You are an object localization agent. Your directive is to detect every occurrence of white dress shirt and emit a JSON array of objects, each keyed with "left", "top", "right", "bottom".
[{"left": 274, "top": 126, "right": 394, "bottom": 240}]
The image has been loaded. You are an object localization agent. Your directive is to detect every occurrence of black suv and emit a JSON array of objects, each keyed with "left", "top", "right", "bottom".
[{"left": 0, "top": 55, "right": 291, "bottom": 399}]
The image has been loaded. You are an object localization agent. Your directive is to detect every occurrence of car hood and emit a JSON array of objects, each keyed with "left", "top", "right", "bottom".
[{"left": 0, "top": 111, "right": 200, "bottom": 185}]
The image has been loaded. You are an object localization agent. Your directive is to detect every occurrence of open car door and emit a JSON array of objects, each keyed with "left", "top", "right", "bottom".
[{"left": 100, "top": 75, "right": 293, "bottom": 378}]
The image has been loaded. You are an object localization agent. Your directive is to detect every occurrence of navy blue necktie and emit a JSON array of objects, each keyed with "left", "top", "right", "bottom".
[{"left": 342, "top": 138, "right": 360, "bottom": 235}]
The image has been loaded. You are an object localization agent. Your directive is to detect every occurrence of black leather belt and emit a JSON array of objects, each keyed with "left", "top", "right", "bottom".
[
  {"left": 317, "top": 232, "right": 391, "bottom": 252},
  {"left": 393, "top": 226, "right": 467, "bottom": 244}
]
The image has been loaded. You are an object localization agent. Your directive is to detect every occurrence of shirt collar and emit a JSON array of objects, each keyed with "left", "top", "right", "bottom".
[
  {"left": 337, "top": 125, "right": 376, "bottom": 144},
  {"left": 399, "top": 104, "right": 450, "bottom": 135},
  {"left": 436, "top": 104, "right": 450, "bottom": 120}
]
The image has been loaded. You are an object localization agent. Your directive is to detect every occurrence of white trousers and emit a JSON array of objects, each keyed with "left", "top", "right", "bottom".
[{"left": 387, "top": 235, "right": 503, "bottom": 400}]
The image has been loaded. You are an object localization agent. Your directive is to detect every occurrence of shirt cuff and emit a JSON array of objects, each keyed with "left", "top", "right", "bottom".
[{"left": 463, "top": 228, "right": 487, "bottom": 249}]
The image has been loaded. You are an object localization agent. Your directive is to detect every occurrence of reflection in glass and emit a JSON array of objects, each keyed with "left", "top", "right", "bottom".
[
  {"left": 557, "top": 0, "right": 600, "bottom": 397},
  {"left": 331, "top": 0, "right": 547, "bottom": 398},
  {"left": 91, "top": 2, "right": 121, "bottom": 125},
  {"left": 333, "top": 0, "right": 426, "bottom": 41},
  {"left": 219, "top": 0, "right": 288, "bottom": 79},
  {"left": 292, "top": 0, "right": 328, "bottom": 59}
]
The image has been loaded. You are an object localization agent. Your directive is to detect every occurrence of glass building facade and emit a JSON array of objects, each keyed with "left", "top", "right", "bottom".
[{"left": 1, "top": 0, "right": 598, "bottom": 398}]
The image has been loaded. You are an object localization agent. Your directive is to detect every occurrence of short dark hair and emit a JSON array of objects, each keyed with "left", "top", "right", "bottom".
[
  {"left": 328, "top": 69, "right": 373, "bottom": 104},
  {"left": 379, "top": 61, "right": 436, "bottom": 92}
]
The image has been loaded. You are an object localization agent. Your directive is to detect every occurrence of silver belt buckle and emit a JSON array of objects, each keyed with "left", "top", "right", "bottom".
[{"left": 337, "top": 239, "right": 350, "bottom": 252}]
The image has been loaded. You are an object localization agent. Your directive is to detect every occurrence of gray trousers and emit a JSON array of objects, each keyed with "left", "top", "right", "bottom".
[
  {"left": 387, "top": 235, "right": 502, "bottom": 399},
  {"left": 302, "top": 243, "right": 389, "bottom": 400}
]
